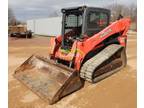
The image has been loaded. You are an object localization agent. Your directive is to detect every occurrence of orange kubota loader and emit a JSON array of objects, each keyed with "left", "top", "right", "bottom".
[{"left": 14, "top": 6, "right": 130, "bottom": 104}]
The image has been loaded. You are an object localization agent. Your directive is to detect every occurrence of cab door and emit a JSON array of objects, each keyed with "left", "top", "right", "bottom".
[{"left": 83, "top": 8, "right": 110, "bottom": 37}]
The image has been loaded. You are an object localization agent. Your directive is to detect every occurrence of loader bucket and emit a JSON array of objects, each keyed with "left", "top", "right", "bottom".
[{"left": 14, "top": 55, "right": 84, "bottom": 104}]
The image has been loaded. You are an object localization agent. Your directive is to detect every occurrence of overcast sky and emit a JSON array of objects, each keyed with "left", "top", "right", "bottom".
[{"left": 9, "top": 0, "right": 137, "bottom": 21}]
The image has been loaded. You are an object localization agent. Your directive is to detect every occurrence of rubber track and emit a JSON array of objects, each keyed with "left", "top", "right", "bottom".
[{"left": 80, "top": 44, "right": 124, "bottom": 83}]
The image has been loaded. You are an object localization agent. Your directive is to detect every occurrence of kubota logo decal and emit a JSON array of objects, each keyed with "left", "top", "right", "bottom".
[{"left": 100, "top": 29, "right": 112, "bottom": 38}]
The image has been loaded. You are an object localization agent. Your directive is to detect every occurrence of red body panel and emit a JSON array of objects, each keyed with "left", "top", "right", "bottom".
[{"left": 49, "top": 18, "right": 131, "bottom": 71}]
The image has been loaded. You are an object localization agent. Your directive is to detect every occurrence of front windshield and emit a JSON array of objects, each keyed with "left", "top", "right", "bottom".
[
  {"left": 62, "top": 13, "right": 83, "bottom": 49},
  {"left": 65, "top": 14, "right": 82, "bottom": 28},
  {"left": 64, "top": 13, "right": 83, "bottom": 39}
]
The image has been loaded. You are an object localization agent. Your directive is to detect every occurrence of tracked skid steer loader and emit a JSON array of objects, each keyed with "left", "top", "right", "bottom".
[{"left": 14, "top": 6, "right": 130, "bottom": 104}]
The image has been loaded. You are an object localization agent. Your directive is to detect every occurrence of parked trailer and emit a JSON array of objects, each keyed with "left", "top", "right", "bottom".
[
  {"left": 27, "top": 17, "right": 62, "bottom": 36},
  {"left": 9, "top": 25, "right": 32, "bottom": 38}
]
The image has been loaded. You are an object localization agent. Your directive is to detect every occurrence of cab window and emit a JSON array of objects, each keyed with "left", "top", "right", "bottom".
[{"left": 88, "top": 12, "right": 108, "bottom": 28}]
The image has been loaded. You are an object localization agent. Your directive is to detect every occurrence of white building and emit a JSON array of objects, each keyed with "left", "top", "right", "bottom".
[{"left": 27, "top": 17, "right": 62, "bottom": 36}]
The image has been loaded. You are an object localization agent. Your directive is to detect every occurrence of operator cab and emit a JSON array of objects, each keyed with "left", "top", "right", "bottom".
[{"left": 61, "top": 6, "right": 110, "bottom": 49}]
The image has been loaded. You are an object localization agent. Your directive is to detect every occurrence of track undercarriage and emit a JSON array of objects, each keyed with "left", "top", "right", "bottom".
[{"left": 80, "top": 44, "right": 126, "bottom": 83}]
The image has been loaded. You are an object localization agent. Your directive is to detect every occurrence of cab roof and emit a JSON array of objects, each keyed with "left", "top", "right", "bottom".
[{"left": 61, "top": 5, "right": 110, "bottom": 13}]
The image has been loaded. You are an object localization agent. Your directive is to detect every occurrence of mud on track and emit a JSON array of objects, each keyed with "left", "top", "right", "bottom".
[{"left": 9, "top": 33, "right": 136, "bottom": 108}]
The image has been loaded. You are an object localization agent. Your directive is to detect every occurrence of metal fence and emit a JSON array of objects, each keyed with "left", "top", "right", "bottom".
[{"left": 27, "top": 17, "right": 62, "bottom": 36}]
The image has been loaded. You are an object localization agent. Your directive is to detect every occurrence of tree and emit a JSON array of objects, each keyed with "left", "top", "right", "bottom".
[
  {"left": 106, "top": 4, "right": 137, "bottom": 22},
  {"left": 129, "top": 4, "right": 137, "bottom": 22},
  {"left": 106, "top": 3, "right": 137, "bottom": 31},
  {"left": 8, "top": 8, "right": 17, "bottom": 25}
]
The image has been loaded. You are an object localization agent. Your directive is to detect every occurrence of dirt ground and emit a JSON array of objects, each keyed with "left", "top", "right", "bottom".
[{"left": 8, "top": 33, "right": 137, "bottom": 108}]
